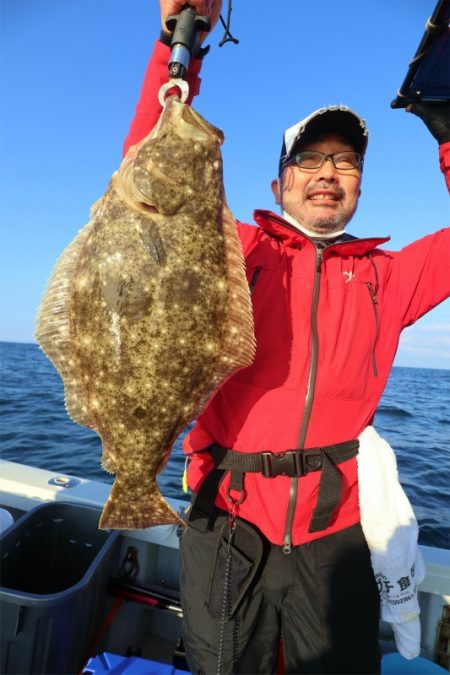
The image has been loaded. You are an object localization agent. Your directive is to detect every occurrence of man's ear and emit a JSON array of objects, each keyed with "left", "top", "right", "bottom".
[{"left": 271, "top": 178, "right": 281, "bottom": 205}]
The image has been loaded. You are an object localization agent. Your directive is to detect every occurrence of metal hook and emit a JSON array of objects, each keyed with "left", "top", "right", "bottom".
[{"left": 158, "top": 79, "right": 190, "bottom": 107}]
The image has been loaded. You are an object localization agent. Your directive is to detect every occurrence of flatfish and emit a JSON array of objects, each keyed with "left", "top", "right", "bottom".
[{"left": 35, "top": 96, "right": 255, "bottom": 530}]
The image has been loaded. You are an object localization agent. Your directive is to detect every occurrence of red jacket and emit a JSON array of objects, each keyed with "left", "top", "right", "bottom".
[{"left": 125, "top": 41, "right": 450, "bottom": 546}]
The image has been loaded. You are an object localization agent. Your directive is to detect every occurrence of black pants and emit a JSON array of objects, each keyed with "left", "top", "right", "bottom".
[{"left": 180, "top": 517, "right": 381, "bottom": 674}]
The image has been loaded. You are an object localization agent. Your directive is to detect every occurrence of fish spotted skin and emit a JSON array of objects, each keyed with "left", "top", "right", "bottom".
[{"left": 35, "top": 96, "right": 255, "bottom": 530}]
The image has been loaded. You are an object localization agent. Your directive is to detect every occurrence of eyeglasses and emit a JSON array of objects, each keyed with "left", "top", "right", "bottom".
[{"left": 288, "top": 151, "right": 362, "bottom": 171}]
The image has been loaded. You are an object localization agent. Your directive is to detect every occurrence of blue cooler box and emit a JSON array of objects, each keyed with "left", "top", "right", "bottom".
[
  {"left": 84, "top": 652, "right": 189, "bottom": 674},
  {"left": 0, "top": 501, "right": 119, "bottom": 674},
  {"left": 381, "top": 653, "right": 448, "bottom": 674}
]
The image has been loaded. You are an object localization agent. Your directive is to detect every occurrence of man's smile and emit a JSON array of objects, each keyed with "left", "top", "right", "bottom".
[
  {"left": 308, "top": 191, "right": 340, "bottom": 203},
  {"left": 306, "top": 184, "right": 345, "bottom": 205}
]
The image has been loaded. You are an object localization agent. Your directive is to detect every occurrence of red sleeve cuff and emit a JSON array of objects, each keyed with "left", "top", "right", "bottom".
[
  {"left": 182, "top": 424, "right": 214, "bottom": 455},
  {"left": 182, "top": 425, "right": 215, "bottom": 492}
]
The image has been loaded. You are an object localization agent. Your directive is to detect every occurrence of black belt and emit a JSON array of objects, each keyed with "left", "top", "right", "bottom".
[{"left": 188, "top": 440, "right": 359, "bottom": 535}]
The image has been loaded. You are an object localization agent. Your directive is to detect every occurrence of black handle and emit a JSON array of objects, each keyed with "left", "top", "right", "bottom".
[{"left": 166, "top": 6, "right": 211, "bottom": 79}]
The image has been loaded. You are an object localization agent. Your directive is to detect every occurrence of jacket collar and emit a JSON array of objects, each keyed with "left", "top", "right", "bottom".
[{"left": 253, "top": 209, "right": 390, "bottom": 256}]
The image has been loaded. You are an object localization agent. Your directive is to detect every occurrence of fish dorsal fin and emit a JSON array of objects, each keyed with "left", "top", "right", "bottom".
[
  {"left": 35, "top": 220, "right": 97, "bottom": 429},
  {"left": 215, "top": 200, "right": 256, "bottom": 373}
]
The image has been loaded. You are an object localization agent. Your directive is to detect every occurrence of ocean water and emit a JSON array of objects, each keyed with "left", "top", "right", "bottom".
[{"left": 1, "top": 341, "right": 449, "bottom": 548}]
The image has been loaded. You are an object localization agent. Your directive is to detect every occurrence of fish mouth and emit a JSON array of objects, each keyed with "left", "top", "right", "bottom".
[{"left": 139, "top": 202, "right": 159, "bottom": 214}]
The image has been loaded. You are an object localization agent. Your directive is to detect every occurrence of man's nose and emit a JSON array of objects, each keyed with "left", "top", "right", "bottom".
[{"left": 317, "top": 156, "right": 338, "bottom": 179}]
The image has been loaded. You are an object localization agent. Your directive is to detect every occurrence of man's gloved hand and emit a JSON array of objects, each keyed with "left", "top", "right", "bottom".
[{"left": 407, "top": 101, "right": 450, "bottom": 144}]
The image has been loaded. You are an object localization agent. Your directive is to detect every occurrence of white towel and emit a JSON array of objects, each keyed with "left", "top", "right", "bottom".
[
  {"left": 0, "top": 508, "right": 14, "bottom": 534},
  {"left": 357, "top": 426, "right": 425, "bottom": 660}
]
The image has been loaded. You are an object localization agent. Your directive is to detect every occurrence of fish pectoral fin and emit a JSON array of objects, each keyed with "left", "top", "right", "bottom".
[
  {"left": 138, "top": 225, "right": 167, "bottom": 265},
  {"left": 98, "top": 476, "right": 184, "bottom": 530}
]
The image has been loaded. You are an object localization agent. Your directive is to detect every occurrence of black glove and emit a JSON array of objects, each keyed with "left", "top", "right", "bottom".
[{"left": 408, "top": 101, "right": 450, "bottom": 144}]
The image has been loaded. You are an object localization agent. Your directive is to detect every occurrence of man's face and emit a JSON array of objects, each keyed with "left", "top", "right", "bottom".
[{"left": 271, "top": 133, "right": 362, "bottom": 235}]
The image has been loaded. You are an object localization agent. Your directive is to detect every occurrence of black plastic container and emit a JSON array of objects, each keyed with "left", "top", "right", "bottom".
[{"left": 0, "top": 501, "right": 119, "bottom": 674}]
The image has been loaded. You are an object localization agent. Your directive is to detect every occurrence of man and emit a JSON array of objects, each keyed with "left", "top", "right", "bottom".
[{"left": 124, "top": 1, "right": 450, "bottom": 672}]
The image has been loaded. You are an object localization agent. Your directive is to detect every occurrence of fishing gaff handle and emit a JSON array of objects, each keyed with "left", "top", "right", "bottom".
[{"left": 166, "top": 6, "right": 211, "bottom": 80}]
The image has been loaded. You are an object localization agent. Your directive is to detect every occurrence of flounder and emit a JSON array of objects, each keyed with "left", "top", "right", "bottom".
[{"left": 35, "top": 96, "right": 255, "bottom": 529}]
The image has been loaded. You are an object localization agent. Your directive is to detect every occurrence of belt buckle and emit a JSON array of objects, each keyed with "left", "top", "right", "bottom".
[
  {"left": 303, "top": 449, "right": 323, "bottom": 472},
  {"left": 262, "top": 451, "right": 299, "bottom": 478}
]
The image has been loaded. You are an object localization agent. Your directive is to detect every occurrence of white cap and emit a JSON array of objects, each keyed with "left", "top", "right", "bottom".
[{"left": 279, "top": 105, "right": 369, "bottom": 173}]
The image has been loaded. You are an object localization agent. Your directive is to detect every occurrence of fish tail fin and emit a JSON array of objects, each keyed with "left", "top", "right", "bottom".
[{"left": 99, "top": 476, "right": 184, "bottom": 530}]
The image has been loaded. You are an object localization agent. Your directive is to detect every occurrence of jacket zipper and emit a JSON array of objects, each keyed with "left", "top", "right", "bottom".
[
  {"left": 249, "top": 266, "right": 262, "bottom": 293},
  {"left": 366, "top": 282, "right": 379, "bottom": 377},
  {"left": 282, "top": 242, "right": 324, "bottom": 554},
  {"left": 254, "top": 215, "right": 383, "bottom": 551}
]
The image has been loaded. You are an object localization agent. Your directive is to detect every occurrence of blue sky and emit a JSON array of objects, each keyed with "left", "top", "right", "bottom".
[{"left": 1, "top": 0, "right": 449, "bottom": 369}]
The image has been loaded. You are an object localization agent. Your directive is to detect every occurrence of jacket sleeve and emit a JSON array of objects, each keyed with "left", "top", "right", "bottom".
[
  {"left": 182, "top": 418, "right": 215, "bottom": 491},
  {"left": 123, "top": 40, "right": 204, "bottom": 157},
  {"left": 439, "top": 141, "right": 450, "bottom": 193},
  {"left": 386, "top": 228, "right": 450, "bottom": 328}
]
